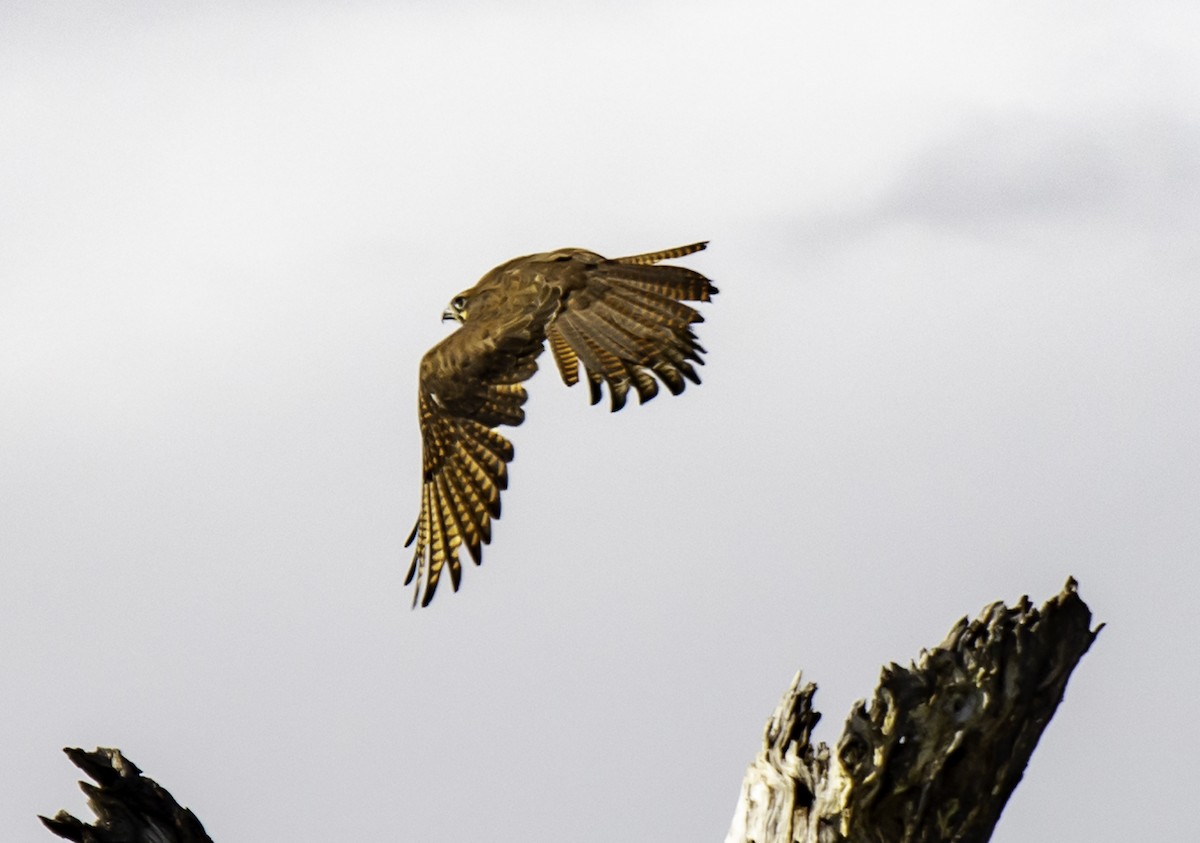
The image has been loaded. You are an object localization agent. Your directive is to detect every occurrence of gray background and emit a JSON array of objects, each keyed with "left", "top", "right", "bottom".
[{"left": 3, "top": 2, "right": 1197, "bottom": 840}]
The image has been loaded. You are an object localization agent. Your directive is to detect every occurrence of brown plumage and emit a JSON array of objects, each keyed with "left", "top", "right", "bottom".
[{"left": 405, "top": 241, "right": 717, "bottom": 606}]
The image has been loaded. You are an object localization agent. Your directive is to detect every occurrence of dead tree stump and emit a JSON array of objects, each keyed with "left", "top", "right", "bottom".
[{"left": 725, "top": 578, "right": 1100, "bottom": 843}]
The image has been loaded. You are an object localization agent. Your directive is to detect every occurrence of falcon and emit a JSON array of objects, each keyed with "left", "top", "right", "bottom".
[{"left": 405, "top": 241, "right": 718, "bottom": 606}]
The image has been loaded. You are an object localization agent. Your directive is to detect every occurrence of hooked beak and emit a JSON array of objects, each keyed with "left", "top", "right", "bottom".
[{"left": 442, "top": 309, "right": 457, "bottom": 322}]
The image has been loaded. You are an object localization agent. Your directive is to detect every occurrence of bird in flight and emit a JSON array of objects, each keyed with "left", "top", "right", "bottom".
[{"left": 405, "top": 242, "right": 718, "bottom": 606}]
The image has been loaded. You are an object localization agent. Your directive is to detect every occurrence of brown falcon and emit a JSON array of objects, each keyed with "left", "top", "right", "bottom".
[{"left": 405, "top": 242, "right": 718, "bottom": 606}]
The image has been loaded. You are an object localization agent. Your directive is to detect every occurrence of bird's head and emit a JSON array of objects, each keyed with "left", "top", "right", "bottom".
[{"left": 442, "top": 292, "right": 471, "bottom": 323}]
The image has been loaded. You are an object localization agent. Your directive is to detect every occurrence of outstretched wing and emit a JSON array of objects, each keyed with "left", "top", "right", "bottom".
[
  {"left": 405, "top": 283, "right": 558, "bottom": 607},
  {"left": 545, "top": 242, "right": 718, "bottom": 411}
]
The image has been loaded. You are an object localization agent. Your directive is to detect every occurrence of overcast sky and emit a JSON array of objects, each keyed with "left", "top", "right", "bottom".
[{"left": 2, "top": 2, "right": 1197, "bottom": 841}]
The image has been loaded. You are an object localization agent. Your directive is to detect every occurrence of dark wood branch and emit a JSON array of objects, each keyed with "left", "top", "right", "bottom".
[
  {"left": 39, "top": 747, "right": 212, "bottom": 843},
  {"left": 725, "top": 577, "right": 1101, "bottom": 843}
]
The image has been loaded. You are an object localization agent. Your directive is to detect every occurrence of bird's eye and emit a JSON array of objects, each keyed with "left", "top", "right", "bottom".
[{"left": 452, "top": 296, "right": 466, "bottom": 311}]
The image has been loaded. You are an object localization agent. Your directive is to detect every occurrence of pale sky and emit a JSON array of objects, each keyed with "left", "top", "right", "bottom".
[{"left": 3, "top": 2, "right": 1198, "bottom": 841}]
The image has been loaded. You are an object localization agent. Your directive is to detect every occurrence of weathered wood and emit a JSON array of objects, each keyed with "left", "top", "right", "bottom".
[
  {"left": 39, "top": 582, "right": 1098, "bottom": 842},
  {"left": 40, "top": 747, "right": 212, "bottom": 843},
  {"left": 725, "top": 578, "right": 1101, "bottom": 843}
]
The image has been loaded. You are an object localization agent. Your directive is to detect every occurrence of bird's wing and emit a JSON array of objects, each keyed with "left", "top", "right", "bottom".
[
  {"left": 405, "top": 281, "right": 558, "bottom": 607},
  {"left": 544, "top": 242, "right": 718, "bottom": 411}
]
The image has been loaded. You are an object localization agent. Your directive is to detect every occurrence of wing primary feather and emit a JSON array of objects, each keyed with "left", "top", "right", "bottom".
[
  {"left": 406, "top": 481, "right": 434, "bottom": 606},
  {"left": 632, "top": 368, "right": 658, "bottom": 404},
  {"left": 606, "top": 282, "right": 701, "bottom": 327},
  {"left": 445, "top": 454, "right": 485, "bottom": 563},
  {"left": 568, "top": 320, "right": 634, "bottom": 411},
  {"left": 444, "top": 463, "right": 484, "bottom": 564},
  {"left": 547, "top": 325, "right": 581, "bottom": 386},
  {"left": 423, "top": 481, "right": 451, "bottom": 606},
  {"left": 435, "top": 474, "right": 465, "bottom": 592},
  {"left": 586, "top": 370, "right": 602, "bottom": 405},
  {"left": 552, "top": 316, "right": 612, "bottom": 406}
]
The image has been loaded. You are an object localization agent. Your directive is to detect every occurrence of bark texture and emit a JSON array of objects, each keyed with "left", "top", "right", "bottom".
[
  {"left": 725, "top": 578, "right": 1100, "bottom": 843},
  {"left": 39, "top": 747, "right": 211, "bottom": 843}
]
